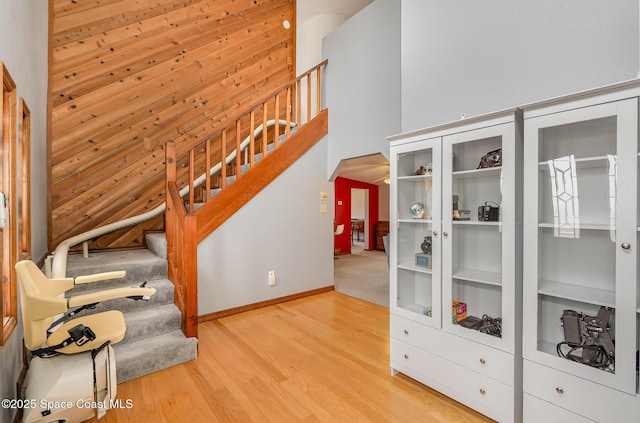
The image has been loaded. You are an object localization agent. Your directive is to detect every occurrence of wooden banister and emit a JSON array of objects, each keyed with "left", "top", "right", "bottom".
[{"left": 165, "top": 61, "right": 328, "bottom": 338}]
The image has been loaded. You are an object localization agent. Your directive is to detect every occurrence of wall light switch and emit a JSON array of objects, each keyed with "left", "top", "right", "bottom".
[
  {"left": 320, "top": 192, "right": 328, "bottom": 200},
  {"left": 320, "top": 204, "right": 328, "bottom": 213}
]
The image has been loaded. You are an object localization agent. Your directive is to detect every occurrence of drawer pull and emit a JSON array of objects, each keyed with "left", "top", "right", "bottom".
[
  {"left": 479, "top": 358, "right": 486, "bottom": 365},
  {"left": 479, "top": 389, "right": 486, "bottom": 395},
  {"left": 555, "top": 387, "right": 564, "bottom": 395},
  {"left": 403, "top": 329, "right": 409, "bottom": 335},
  {"left": 403, "top": 354, "right": 409, "bottom": 359}
]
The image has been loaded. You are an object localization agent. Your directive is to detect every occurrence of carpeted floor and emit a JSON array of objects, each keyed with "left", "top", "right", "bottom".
[{"left": 334, "top": 243, "right": 389, "bottom": 307}]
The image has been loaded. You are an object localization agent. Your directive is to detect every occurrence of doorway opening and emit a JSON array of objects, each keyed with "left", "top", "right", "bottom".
[{"left": 331, "top": 153, "right": 390, "bottom": 307}]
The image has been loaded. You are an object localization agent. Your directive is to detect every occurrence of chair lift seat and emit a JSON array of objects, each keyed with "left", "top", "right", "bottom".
[
  {"left": 15, "top": 259, "right": 155, "bottom": 423},
  {"left": 46, "top": 310, "right": 126, "bottom": 355},
  {"left": 16, "top": 259, "right": 153, "bottom": 355}
]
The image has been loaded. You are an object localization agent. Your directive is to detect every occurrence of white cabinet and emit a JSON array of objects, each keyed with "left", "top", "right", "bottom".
[
  {"left": 389, "top": 110, "right": 523, "bottom": 422},
  {"left": 522, "top": 80, "right": 640, "bottom": 420}
]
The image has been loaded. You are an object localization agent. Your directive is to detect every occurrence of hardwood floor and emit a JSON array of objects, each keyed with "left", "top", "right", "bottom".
[{"left": 95, "top": 292, "right": 495, "bottom": 422}]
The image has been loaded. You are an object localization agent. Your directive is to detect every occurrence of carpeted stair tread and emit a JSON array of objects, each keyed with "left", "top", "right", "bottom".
[
  {"left": 113, "top": 330, "right": 198, "bottom": 383},
  {"left": 62, "top": 245, "right": 197, "bottom": 383},
  {"left": 145, "top": 233, "right": 167, "bottom": 259},
  {"left": 64, "top": 249, "right": 167, "bottom": 289},
  {"left": 119, "top": 303, "right": 182, "bottom": 346}
]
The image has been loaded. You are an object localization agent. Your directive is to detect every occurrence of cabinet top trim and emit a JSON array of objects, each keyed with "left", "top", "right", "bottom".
[
  {"left": 390, "top": 78, "right": 640, "bottom": 145},
  {"left": 523, "top": 78, "right": 640, "bottom": 118},
  {"left": 387, "top": 108, "right": 520, "bottom": 145}
]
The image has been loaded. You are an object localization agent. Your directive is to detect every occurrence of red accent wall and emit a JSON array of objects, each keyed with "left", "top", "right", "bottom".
[{"left": 334, "top": 177, "right": 379, "bottom": 254}]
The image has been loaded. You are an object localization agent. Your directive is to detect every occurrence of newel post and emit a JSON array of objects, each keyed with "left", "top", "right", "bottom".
[
  {"left": 165, "top": 142, "right": 177, "bottom": 284},
  {"left": 184, "top": 214, "right": 198, "bottom": 338}
]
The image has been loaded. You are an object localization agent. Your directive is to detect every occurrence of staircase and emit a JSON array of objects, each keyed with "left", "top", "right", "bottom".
[
  {"left": 48, "top": 61, "right": 328, "bottom": 383},
  {"left": 63, "top": 233, "right": 197, "bottom": 383}
]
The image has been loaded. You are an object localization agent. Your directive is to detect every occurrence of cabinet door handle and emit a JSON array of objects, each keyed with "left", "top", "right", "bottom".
[
  {"left": 479, "top": 389, "right": 486, "bottom": 395},
  {"left": 403, "top": 329, "right": 409, "bottom": 335},
  {"left": 479, "top": 358, "right": 486, "bottom": 365},
  {"left": 403, "top": 354, "right": 409, "bottom": 359},
  {"left": 555, "top": 387, "right": 564, "bottom": 395},
  {"left": 432, "top": 231, "right": 438, "bottom": 236},
  {"left": 621, "top": 242, "right": 631, "bottom": 250},
  {"left": 443, "top": 231, "right": 448, "bottom": 237}
]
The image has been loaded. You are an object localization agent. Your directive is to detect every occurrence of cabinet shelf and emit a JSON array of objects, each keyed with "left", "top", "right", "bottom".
[
  {"left": 452, "top": 166, "right": 502, "bottom": 179},
  {"left": 398, "top": 261, "right": 433, "bottom": 274},
  {"left": 398, "top": 174, "right": 433, "bottom": 181},
  {"left": 536, "top": 340, "right": 558, "bottom": 356},
  {"left": 537, "top": 155, "right": 613, "bottom": 170},
  {"left": 453, "top": 220, "right": 502, "bottom": 227},
  {"left": 452, "top": 268, "right": 502, "bottom": 286},
  {"left": 403, "top": 303, "right": 432, "bottom": 316},
  {"left": 538, "top": 280, "right": 615, "bottom": 308},
  {"left": 538, "top": 222, "right": 612, "bottom": 231},
  {"left": 398, "top": 218, "right": 432, "bottom": 224}
]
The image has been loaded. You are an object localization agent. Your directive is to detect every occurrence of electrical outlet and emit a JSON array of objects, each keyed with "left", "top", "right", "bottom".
[{"left": 268, "top": 270, "right": 276, "bottom": 286}]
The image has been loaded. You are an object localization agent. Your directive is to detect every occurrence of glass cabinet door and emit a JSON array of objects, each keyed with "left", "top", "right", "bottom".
[
  {"left": 637, "top": 111, "right": 640, "bottom": 397},
  {"left": 390, "top": 138, "right": 442, "bottom": 328},
  {"left": 523, "top": 99, "right": 638, "bottom": 393},
  {"left": 441, "top": 122, "right": 517, "bottom": 352}
]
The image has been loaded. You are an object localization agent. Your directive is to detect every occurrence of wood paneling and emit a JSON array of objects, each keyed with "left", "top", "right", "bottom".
[{"left": 49, "top": 0, "right": 295, "bottom": 251}]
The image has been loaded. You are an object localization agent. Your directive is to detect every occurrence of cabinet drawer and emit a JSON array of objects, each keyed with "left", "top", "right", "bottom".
[
  {"left": 390, "top": 315, "right": 514, "bottom": 385},
  {"left": 523, "top": 394, "right": 594, "bottom": 423},
  {"left": 391, "top": 339, "right": 514, "bottom": 422},
  {"left": 523, "top": 360, "right": 640, "bottom": 422}
]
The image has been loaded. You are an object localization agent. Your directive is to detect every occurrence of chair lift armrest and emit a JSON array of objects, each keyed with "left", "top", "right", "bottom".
[
  {"left": 29, "top": 296, "right": 68, "bottom": 321},
  {"left": 74, "top": 270, "right": 126, "bottom": 285},
  {"left": 42, "top": 278, "right": 75, "bottom": 296},
  {"left": 67, "top": 286, "right": 156, "bottom": 308}
]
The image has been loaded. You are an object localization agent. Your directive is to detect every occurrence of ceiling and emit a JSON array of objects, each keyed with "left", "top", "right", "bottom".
[
  {"left": 336, "top": 153, "right": 390, "bottom": 186},
  {"left": 297, "top": 0, "right": 373, "bottom": 26}
]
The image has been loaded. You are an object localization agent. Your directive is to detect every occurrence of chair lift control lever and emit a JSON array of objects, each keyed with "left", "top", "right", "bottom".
[{"left": 127, "top": 281, "right": 152, "bottom": 301}]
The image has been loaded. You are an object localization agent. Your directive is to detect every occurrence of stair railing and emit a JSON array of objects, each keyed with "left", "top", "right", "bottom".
[
  {"left": 47, "top": 119, "right": 295, "bottom": 280},
  {"left": 166, "top": 60, "right": 328, "bottom": 337}
]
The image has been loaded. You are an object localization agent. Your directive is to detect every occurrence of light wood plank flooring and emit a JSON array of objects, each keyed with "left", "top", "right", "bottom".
[{"left": 94, "top": 292, "right": 495, "bottom": 422}]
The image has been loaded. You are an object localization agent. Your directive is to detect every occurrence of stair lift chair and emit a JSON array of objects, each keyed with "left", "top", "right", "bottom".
[{"left": 15, "top": 260, "right": 156, "bottom": 423}]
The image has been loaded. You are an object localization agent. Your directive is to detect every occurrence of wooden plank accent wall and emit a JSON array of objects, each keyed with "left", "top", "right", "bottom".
[{"left": 48, "top": 0, "right": 295, "bottom": 251}]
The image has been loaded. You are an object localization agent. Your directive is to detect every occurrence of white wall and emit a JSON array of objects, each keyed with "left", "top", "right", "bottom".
[
  {"left": 198, "top": 0, "right": 401, "bottom": 315},
  {"left": 323, "top": 0, "right": 401, "bottom": 178},
  {"left": 0, "top": 0, "right": 48, "bottom": 261},
  {"left": 401, "top": 0, "right": 640, "bottom": 131},
  {"left": 351, "top": 188, "right": 366, "bottom": 219},
  {"left": 197, "top": 137, "right": 334, "bottom": 314},
  {"left": 0, "top": 1, "right": 48, "bottom": 418},
  {"left": 297, "top": 13, "right": 350, "bottom": 75}
]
